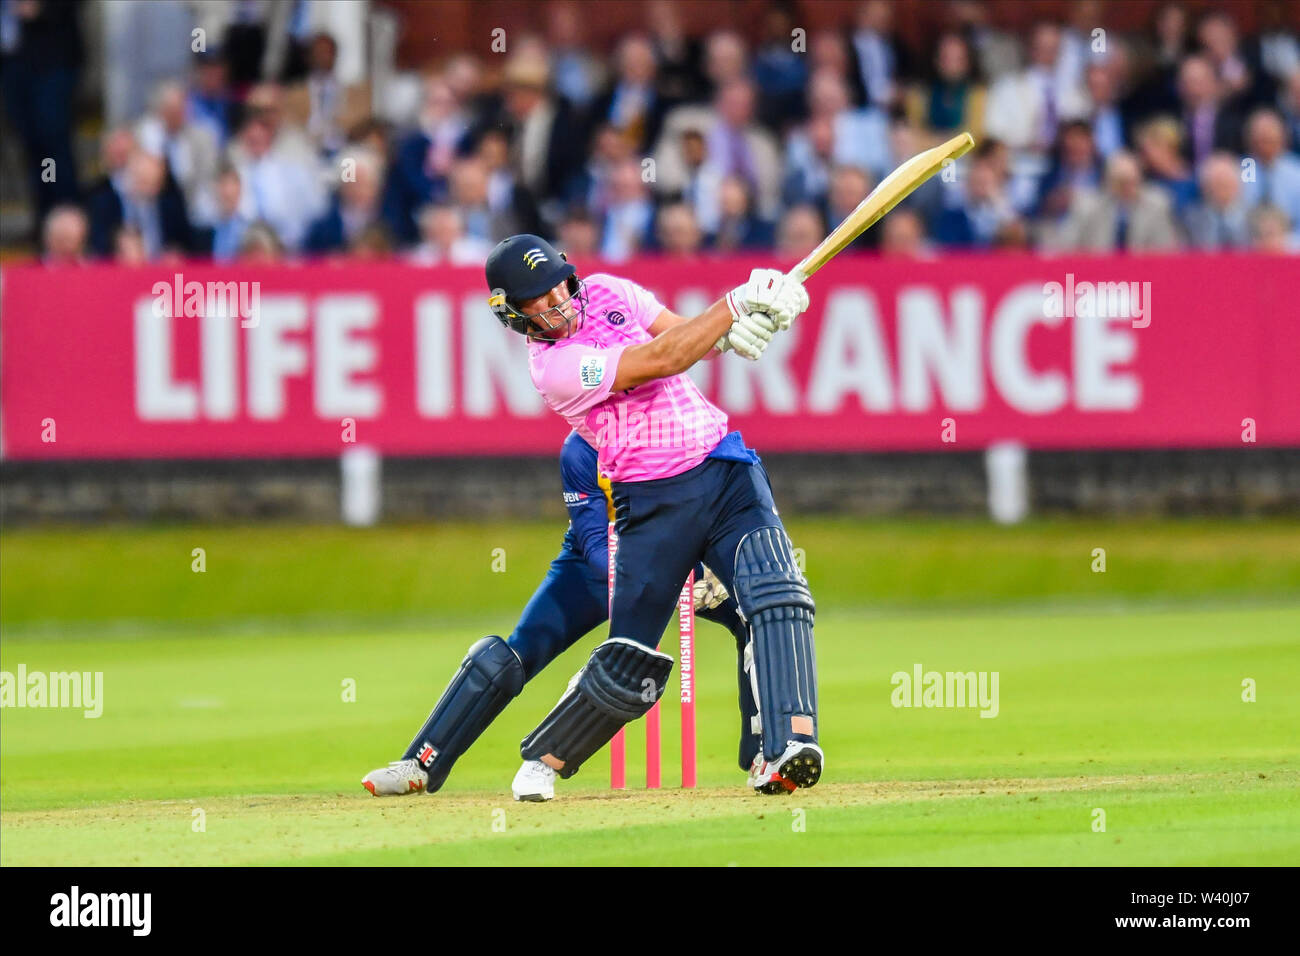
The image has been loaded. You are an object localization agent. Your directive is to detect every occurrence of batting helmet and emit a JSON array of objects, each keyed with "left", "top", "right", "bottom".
[{"left": 484, "top": 234, "right": 585, "bottom": 339}]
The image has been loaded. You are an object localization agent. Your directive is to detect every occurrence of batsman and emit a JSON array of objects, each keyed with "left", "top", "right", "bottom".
[{"left": 485, "top": 234, "right": 823, "bottom": 789}]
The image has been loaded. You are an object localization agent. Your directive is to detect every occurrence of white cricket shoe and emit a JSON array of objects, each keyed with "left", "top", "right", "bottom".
[
  {"left": 362, "top": 759, "right": 428, "bottom": 796},
  {"left": 769, "top": 741, "right": 824, "bottom": 789},
  {"left": 747, "top": 753, "right": 797, "bottom": 795},
  {"left": 512, "top": 759, "right": 557, "bottom": 802}
]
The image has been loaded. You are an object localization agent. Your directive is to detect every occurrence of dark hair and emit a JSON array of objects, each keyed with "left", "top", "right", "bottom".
[{"left": 929, "top": 30, "right": 981, "bottom": 86}]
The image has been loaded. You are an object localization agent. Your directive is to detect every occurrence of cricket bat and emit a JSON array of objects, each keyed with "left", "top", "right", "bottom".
[{"left": 789, "top": 131, "right": 975, "bottom": 281}]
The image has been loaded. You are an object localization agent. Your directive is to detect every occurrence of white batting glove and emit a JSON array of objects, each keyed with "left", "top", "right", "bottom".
[
  {"left": 731, "top": 268, "right": 809, "bottom": 330},
  {"left": 693, "top": 564, "right": 730, "bottom": 611},
  {"left": 768, "top": 276, "right": 809, "bottom": 331},
  {"left": 731, "top": 309, "right": 778, "bottom": 361}
]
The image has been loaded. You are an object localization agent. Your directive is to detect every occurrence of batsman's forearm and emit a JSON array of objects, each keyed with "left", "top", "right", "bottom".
[{"left": 653, "top": 299, "right": 734, "bottom": 375}]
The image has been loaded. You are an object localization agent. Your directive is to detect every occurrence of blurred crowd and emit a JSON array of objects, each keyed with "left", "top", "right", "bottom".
[{"left": 11, "top": 0, "right": 1300, "bottom": 268}]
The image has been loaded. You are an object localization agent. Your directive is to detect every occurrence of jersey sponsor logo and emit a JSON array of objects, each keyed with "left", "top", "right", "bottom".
[
  {"left": 562, "top": 491, "right": 589, "bottom": 505},
  {"left": 605, "top": 309, "right": 626, "bottom": 326},
  {"left": 579, "top": 355, "right": 606, "bottom": 389},
  {"left": 523, "top": 247, "right": 549, "bottom": 270}
]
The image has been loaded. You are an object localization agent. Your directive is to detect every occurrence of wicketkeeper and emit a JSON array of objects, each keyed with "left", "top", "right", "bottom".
[{"left": 361, "top": 431, "right": 782, "bottom": 801}]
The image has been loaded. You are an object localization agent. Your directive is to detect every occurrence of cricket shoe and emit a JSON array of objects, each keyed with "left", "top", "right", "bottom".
[
  {"left": 769, "top": 741, "right": 824, "bottom": 789},
  {"left": 747, "top": 753, "right": 797, "bottom": 795},
  {"left": 512, "top": 759, "right": 557, "bottom": 802},
  {"left": 362, "top": 759, "right": 428, "bottom": 796}
]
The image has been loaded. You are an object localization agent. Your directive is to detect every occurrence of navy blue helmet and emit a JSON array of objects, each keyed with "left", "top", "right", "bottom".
[{"left": 485, "top": 234, "right": 586, "bottom": 339}]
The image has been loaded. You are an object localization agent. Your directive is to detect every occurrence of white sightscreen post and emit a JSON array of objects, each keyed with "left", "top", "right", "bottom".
[
  {"left": 985, "top": 441, "right": 1028, "bottom": 525},
  {"left": 341, "top": 446, "right": 382, "bottom": 526}
]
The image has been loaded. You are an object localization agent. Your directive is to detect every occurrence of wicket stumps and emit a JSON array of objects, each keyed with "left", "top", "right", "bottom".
[{"left": 607, "top": 523, "right": 697, "bottom": 789}]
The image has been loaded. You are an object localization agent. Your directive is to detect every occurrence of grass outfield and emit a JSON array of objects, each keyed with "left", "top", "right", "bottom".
[{"left": 2, "top": 518, "right": 1298, "bottom": 865}]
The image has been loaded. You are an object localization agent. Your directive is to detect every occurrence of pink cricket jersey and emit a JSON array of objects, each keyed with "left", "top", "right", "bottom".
[{"left": 528, "top": 272, "right": 728, "bottom": 482}]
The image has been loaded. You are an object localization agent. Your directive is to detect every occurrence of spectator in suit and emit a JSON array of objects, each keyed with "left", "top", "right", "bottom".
[
  {"left": 1134, "top": 117, "right": 1198, "bottom": 215},
  {"left": 1179, "top": 55, "right": 1243, "bottom": 168},
  {"left": 806, "top": 69, "right": 892, "bottom": 180},
  {"left": 389, "top": 74, "right": 472, "bottom": 243},
  {"left": 228, "top": 111, "right": 321, "bottom": 251},
  {"left": 0, "top": 0, "right": 83, "bottom": 234},
  {"left": 1056, "top": 0, "right": 1103, "bottom": 96},
  {"left": 136, "top": 80, "right": 221, "bottom": 224},
  {"left": 669, "top": 127, "right": 723, "bottom": 234},
  {"left": 1084, "top": 61, "right": 1128, "bottom": 159},
  {"left": 933, "top": 151, "right": 1019, "bottom": 248},
  {"left": 984, "top": 20, "right": 1088, "bottom": 154},
  {"left": 1197, "top": 9, "right": 1274, "bottom": 110},
  {"left": 1240, "top": 109, "right": 1300, "bottom": 242},
  {"left": 753, "top": 1, "right": 809, "bottom": 131},
  {"left": 450, "top": 156, "right": 524, "bottom": 244},
  {"left": 302, "top": 32, "right": 345, "bottom": 156},
  {"left": 41, "top": 205, "right": 89, "bottom": 266},
  {"left": 499, "top": 53, "right": 585, "bottom": 203},
  {"left": 1250, "top": 0, "right": 1300, "bottom": 86},
  {"left": 776, "top": 203, "right": 825, "bottom": 259},
  {"left": 547, "top": 2, "right": 603, "bottom": 109},
  {"left": 565, "top": 123, "right": 634, "bottom": 216},
  {"left": 598, "top": 158, "right": 655, "bottom": 260},
  {"left": 1127, "top": 2, "right": 1192, "bottom": 123},
  {"left": 589, "top": 33, "right": 665, "bottom": 154},
  {"left": 477, "top": 128, "right": 543, "bottom": 238},
  {"left": 708, "top": 79, "right": 782, "bottom": 218},
  {"left": 1033, "top": 121, "right": 1103, "bottom": 223},
  {"left": 645, "top": 0, "right": 705, "bottom": 106},
  {"left": 702, "top": 30, "right": 749, "bottom": 97},
  {"left": 199, "top": 165, "right": 253, "bottom": 262},
  {"left": 240, "top": 81, "right": 324, "bottom": 170},
  {"left": 1183, "top": 152, "right": 1253, "bottom": 249},
  {"left": 305, "top": 148, "right": 393, "bottom": 255},
  {"left": 905, "top": 31, "right": 986, "bottom": 142},
  {"left": 709, "top": 175, "right": 775, "bottom": 252},
  {"left": 1055, "top": 150, "right": 1180, "bottom": 252},
  {"left": 442, "top": 53, "right": 495, "bottom": 132},
  {"left": 188, "top": 51, "right": 233, "bottom": 147},
  {"left": 655, "top": 201, "right": 705, "bottom": 258},
  {"left": 656, "top": 78, "right": 782, "bottom": 223},
  {"left": 848, "top": 0, "right": 909, "bottom": 113},
  {"left": 783, "top": 113, "right": 836, "bottom": 209},
  {"left": 111, "top": 149, "right": 193, "bottom": 259},
  {"left": 949, "top": 0, "right": 1021, "bottom": 83},
  {"left": 85, "top": 127, "right": 138, "bottom": 258},
  {"left": 408, "top": 202, "right": 492, "bottom": 267}
]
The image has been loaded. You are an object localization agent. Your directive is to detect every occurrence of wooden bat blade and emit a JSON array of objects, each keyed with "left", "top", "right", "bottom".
[{"left": 792, "top": 131, "right": 975, "bottom": 280}]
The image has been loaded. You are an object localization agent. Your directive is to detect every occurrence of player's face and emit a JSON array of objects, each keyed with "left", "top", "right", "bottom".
[{"left": 519, "top": 281, "right": 582, "bottom": 340}]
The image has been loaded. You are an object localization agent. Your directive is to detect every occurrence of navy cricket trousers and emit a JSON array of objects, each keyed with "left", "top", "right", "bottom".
[{"left": 609, "top": 456, "right": 785, "bottom": 647}]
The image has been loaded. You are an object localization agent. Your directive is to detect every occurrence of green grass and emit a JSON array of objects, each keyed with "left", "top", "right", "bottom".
[{"left": 2, "top": 518, "right": 1298, "bottom": 865}]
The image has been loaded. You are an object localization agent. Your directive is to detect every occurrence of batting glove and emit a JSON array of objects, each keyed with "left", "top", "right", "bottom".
[
  {"left": 722, "top": 302, "right": 778, "bottom": 361},
  {"left": 693, "top": 564, "right": 731, "bottom": 611},
  {"left": 732, "top": 268, "right": 809, "bottom": 330}
]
